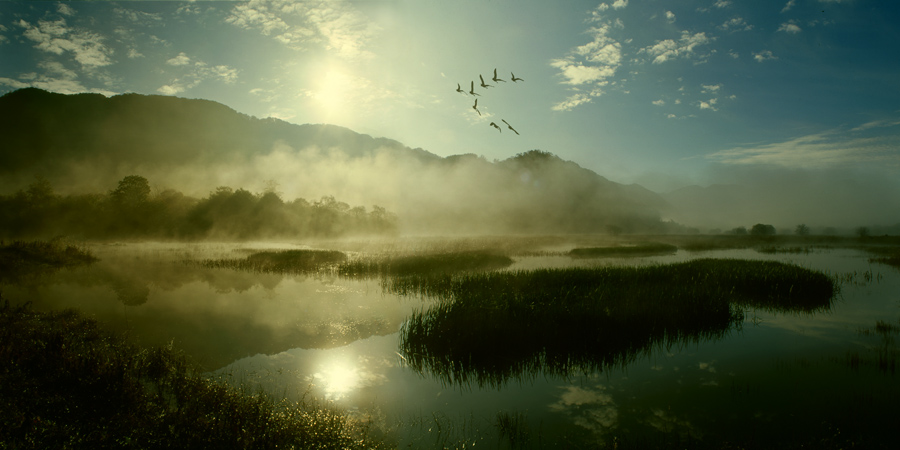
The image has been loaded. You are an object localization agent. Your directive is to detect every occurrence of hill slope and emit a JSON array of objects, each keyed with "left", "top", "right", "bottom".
[{"left": 0, "top": 88, "right": 668, "bottom": 234}]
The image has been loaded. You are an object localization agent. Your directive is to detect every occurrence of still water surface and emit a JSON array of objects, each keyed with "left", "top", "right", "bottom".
[{"left": 4, "top": 243, "right": 898, "bottom": 448}]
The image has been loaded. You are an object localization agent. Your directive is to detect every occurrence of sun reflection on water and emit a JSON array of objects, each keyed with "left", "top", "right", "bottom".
[{"left": 314, "top": 357, "right": 360, "bottom": 400}]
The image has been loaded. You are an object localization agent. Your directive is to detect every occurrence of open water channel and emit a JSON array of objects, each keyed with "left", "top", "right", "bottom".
[{"left": 3, "top": 242, "right": 898, "bottom": 448}]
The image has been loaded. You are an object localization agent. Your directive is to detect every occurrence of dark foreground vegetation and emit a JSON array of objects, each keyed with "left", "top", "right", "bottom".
[
  {"left": 0, "top": 239, "right": 97, "bottom": 282},
  {"left": 0, "top": 175, "right": 397, "bottom": 240},
  {"left": 197, "top": 249, "right": 514, "bottom": 278},
  {"left": 0, "top": 299, "right": 384, "bottom": 450},
  {"left": 397, "top": 259, "right": 837, "bottom": 388}
]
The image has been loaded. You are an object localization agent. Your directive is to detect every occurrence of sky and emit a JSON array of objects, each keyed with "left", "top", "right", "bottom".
[{"left": 1, "top": 0, "right": 899, "bottom": 195}]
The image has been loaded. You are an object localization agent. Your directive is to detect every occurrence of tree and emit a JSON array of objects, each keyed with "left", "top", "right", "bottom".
[
  {"left": 750, "top": 223, "right": 776, "bottom": 236},
  {"left": 110, "top": 175, "right": 151, "bottom": 207},
  {"left": 730, "top": 226, "right": 748, "bottom": 235},
  {"left": 795, "top": 224, "right": 810, "bottom": 236},
  {"left": 855, "top": 226, "right": 870, "bottom": 239}
]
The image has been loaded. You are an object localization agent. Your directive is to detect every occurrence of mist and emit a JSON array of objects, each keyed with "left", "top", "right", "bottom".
[{"left": 662, "top": 164, "right": 900, "bottom": 232}]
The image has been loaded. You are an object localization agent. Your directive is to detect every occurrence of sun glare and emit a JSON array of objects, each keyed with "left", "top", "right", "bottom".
[
  {"left": 313, "top": 357, "right": 360, "bottom": 400},
  {"left": 311, "top": 66, "right": 353, "bottom": 122}
]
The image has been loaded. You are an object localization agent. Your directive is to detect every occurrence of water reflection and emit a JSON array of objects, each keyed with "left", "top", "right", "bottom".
[{"left": 0, "top": 243, "right": 419, "bottom": 370}]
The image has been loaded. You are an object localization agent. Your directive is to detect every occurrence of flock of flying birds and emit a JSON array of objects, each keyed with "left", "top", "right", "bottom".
[{"left": 456, "top": 68, "right": 524, "bottom": 135}]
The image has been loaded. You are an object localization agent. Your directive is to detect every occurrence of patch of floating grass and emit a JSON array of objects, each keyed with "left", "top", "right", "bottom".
[
  {"left": 568, "top": 242, "right": 678, "bottom": 258},
  {"left": 340, "top": 251, "right": 514, "bottom": 278},
  {"left": 397, "top": 259, "right": 836, "bottom": 387},
  {"left": 0, "top": 298, "right": 385, "bottom": 449},
  {"left": 0, "top": 239, "right": 97, "bottom": 282},
  {"left": 195, "top": 249, "right": 347, "bottom": 273}
]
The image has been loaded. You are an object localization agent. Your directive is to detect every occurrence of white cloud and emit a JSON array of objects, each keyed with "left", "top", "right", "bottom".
[
  {"left": 641, "top": 31, "right": 711, "bottom": 64},
  {"left": 706, "top": 131, "right": 900, "bottom": 168},
  {"left": 714, "top": 0, "right": 732, "bottom": 8},
  {"left": 550, "top": 15, "right": 623, "bottom": 111},
  {"left": 753, "top": 50, "right": 777, "bottom": 62},
  {"left": 226, "top": 0, "right": 379, "bottom": 60},
  {"left": 781, "top": 0, "right": 797, "bottom": 12},
  {"left": 58, "top": 3, "right": 76, "bottom": 16},
  {"left": 665, "top": 11, "right": 676, "bottom": 23},
  {"left": 18, "top": 19, "right": 114, "bottom": 68},
  {"left": 778, "top": 22, "right": 802, "bottom": 34},
  {"left": 159, "top": 56, "right": 239, "bottom": 95},
  {"left": 719, "top": 17, "right": 753, "bottom": 32},
  {"left": 612, "top": 0, "right": 628, "bottom": 10},
  {"left": 127, "top": 48, "right": 143, "bottom": 59},
  {"left": 652, "top": 99, "right": 665, "bottom": 106},
  {"left": 552, "top": 92, "right": 600, "bottom": 112},
  {"left": 701, "top": 84, "right": 721, "bottom": 93},
  {"left": 166, "top": 52, "right": 191, "bottom": 66},
  {"left": 699, "top": 98, "right": 718, "bottom": 111}
]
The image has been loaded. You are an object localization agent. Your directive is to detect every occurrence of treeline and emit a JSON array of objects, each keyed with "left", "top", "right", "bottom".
[{"left": 0, "top": 176, "right": 397, "bottom": 240}]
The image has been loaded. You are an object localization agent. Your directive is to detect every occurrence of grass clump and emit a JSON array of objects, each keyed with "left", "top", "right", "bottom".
[
  {"left": 0, "top": 298, "right": 385, "bottom": 450},
  {"left": 0, "top": 239, "right": 97, "bottom": 282},
  {"left": 196, "top": 249, "right": 348, "bottom": 274},
  {"left": 568, "top": 242, "right": 678, "bottom": 258},
  {"left": 338, "top": 251, "right": 513, "bottom": 278},
  {"left": 398, "top": 259, "right": 836, "bottom": 387}
]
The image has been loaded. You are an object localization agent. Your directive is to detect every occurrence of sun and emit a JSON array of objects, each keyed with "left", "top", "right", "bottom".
[{"left": 313, "top": 356, "right": 360, "bottom": 400}]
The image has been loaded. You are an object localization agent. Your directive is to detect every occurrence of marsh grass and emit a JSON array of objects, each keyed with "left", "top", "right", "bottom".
[
  {"left": 397, "top": 259, "right": 836, "bottom": 387},
  {"left": 195, "top": 249, "right": 348, "bottom": 274},
  {"left": 495, "top": 410, "right": 530, "bottom": 448},
  {"left": 0, "top": 299, "right": 385, "bottom": 450},
  {"left": 0, "top": 239, "right": 97, "bottom": 282},
  {"left": 568, "top": 242, "right": 678, "bottom": 258}
]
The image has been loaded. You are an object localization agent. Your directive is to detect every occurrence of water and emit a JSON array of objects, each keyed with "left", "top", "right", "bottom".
[{"left": 3, "top": 243, "right": 898, "bottom": 448}]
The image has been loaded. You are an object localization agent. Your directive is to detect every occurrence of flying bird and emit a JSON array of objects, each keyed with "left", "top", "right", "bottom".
[
  {"left": 490, "top": 122, "right": 501, "bottom": 132},
  {"left": 472, "top": 98, "right": 481, "bottom": 116},
  {"left": 492, "top": 68, "right": 506, "bottom": 83},
  {"left": 456, "top": 83, "right": 465, "bottom": 94},
  {"left": 469, "top": 81, "right": 480, "bottom": 96},
  {"left": 511, "top": 72, "right": 524, "bottom": 82},
  {"left": 479, "top": 74, "right": 493, "bottom": 89},
  {"left": 502, "top": 119, "right": 519, "bottom": 135}
]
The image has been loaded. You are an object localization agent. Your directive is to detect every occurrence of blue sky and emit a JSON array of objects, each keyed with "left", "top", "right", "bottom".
[{"left": 2, "top": 0, "right": 899, "bottom": 194}]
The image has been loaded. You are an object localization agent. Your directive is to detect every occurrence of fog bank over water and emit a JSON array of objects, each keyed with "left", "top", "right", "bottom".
[
  {"left": 2, "top": 88, "right": 898, "bottom": 234},
  {"left": 662, "top": 164, "right": 900, "bottom": 231}
]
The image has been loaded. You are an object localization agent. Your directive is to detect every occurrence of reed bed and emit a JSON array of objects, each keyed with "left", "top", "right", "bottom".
[
  {"left": 568, "top": 242, "right": 678, "bottom": 258},
  {"left": 0, "top": 239, "right": 97, "bottom": 282},
  {"left": 195, "top": 249, "right": 348, "bottom": 274},
  {"left": 0, "top": 298, "right": 384, "bottom": 450},
  {"left": 397, "top": 259, "right": 837, "bottom": 387},
  {"left": 338, "top": 251, "right": 513, "bottom": 278}
]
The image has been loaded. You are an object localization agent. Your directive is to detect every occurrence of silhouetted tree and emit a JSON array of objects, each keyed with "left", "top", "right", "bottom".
[
  {"left": 795, "top": 224, "right": 810, "bottom": 236},
  {"left": 855, "top": 226, "right": 870, "bottom": 239},
  {"left": 730, "top": 226, "right": 748, "bottom": 235},
  {"left": 110, "top": 175, "right": 151, "bottom": 207},
  {"left": 750, "top": 223, "right": 776, "bottom": 236}
]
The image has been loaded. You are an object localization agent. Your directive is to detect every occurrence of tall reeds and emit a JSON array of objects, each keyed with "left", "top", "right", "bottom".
[
  {"left": 0, "top": 298, "right": 385, "bottom": 449},
  {"left": 397, "top": 259, "right": 836, "bottom": 388}
]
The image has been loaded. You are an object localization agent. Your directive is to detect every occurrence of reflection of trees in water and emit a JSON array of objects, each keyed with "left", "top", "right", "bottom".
[
  {"left": 398, "top": 259, "right": 836, "bottom": 388},
  {"left": 112, "top": 279, "right": 150, "bottom": 306}
]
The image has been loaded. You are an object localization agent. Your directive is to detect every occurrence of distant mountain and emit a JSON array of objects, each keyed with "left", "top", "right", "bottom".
[{"left": 0, "top": 88, "right": 670, "bottom": 234}]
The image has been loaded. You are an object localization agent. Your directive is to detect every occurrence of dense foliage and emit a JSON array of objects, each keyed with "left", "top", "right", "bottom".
[
  {"left": 0, "top": 176, "right": 397, "bottom": 240},
  {"left": 0, "top": 299, "right": 384, "bottom": 450}
]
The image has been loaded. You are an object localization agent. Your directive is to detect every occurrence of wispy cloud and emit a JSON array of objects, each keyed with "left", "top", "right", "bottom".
[
  {"left": 158, "top": 54, "right": 238, "bottom": 95},
  {"left": 225, "top": 0, "right": 379, "bottom": 60},
  {"left": 719, "top": 17, "right": 753, "bottom": 32},
  {"left": 781, "top": 0, "right": 797, "bottom": 13},
  {"left": 665, "top": 11, "right": 676, "bottom": 23},
  {"left": 17, "top": 18, "right": 114, "bottom": 69},
  {"left": 753, "top": 50, "right": 777, "bottom": 62},
  {"left": 551, "top": 10, "right": 625, "bottom": 111},
  {"left": 778, "top": 21, "right": 802, "bottom": 34},
  {"left": 640, "top": 31, "right": 712, "bottom": 64},
  {"left": 706, "top": 130, "right": 900, "bottom": 168}
]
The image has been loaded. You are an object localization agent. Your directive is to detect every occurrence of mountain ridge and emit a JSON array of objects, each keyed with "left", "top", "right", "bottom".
[{"left": 0, "top": 88, "right": 671, "bottom": 234}]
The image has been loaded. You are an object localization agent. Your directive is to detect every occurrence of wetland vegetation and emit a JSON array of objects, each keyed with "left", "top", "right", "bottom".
[
  {"left": 0, "top": 299, "right": 385, "bottom": 450},
  {"left": 396, "top": 259, "right": 837, "bottom": 387}
]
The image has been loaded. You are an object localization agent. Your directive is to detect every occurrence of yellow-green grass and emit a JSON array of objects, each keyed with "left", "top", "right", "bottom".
[
  {"left": 397, "top": 259, "right": 837, "bottom": 387},
  {"left": 0, "top": 299, "right": 385, "bottom": 450}
]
